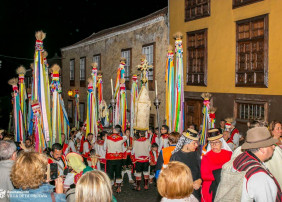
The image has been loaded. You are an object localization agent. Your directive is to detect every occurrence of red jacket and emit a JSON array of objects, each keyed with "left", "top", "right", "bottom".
[
  {"left": 201, "top": 149, "right": 232, "bottom": 202},
  {"left": 149, "top": 150, "right": 158, "bottom": 165}
]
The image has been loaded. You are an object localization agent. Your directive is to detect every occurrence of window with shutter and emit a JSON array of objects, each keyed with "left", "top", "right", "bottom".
[
  {"left": 236, "top": 15, "right": 268, "bottom": 87},
  {"left": 185, "top": 0, "right": 210, "bottom": 22},
  {"left": 187, "top": 29, "right": 207, "bottom": 86}
]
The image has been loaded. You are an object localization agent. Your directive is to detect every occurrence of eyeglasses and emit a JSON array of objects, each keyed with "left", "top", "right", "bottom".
[{"left": 210, "top": 141, "right": 221, "bottom": 146}]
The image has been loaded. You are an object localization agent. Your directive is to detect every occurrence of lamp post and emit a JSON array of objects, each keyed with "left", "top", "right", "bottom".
[{"left": 154, "top": 80, "right": 161, "bottom": 138}]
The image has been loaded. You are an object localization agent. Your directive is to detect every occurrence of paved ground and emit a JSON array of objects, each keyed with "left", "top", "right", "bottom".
[{"left": 113, "top": 175, "right": 162, "bottom": 202}]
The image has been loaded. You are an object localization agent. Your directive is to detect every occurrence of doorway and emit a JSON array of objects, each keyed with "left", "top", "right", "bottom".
[{"left": 185, "top": 98, "right": 203, "bottom": 132}]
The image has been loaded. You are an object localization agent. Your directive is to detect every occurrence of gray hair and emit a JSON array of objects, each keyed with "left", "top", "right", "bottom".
[
  {"left": 0, "top": 140, "right": 17, "bottom": 161},
  {"left": 247, "top": 148, "right": 260, "bottom": 153}
]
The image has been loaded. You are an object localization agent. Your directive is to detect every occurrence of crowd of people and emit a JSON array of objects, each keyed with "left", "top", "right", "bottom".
[{"left": 0, "top": 118, "right": 281, "bottom": 202}]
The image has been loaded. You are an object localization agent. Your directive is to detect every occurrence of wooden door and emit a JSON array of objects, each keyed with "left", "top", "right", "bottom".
[{"left": 185, "top": 99, "right": 203, "bottom": 131}]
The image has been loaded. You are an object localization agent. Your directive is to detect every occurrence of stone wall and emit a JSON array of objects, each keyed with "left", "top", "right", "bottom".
[{"left": 61, "top": 8, "right": 168, "bottom": 129}]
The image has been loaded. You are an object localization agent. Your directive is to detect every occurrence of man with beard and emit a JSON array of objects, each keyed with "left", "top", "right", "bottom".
[{"left": 48, "top": 143, "right": 67, "bottom": 176}]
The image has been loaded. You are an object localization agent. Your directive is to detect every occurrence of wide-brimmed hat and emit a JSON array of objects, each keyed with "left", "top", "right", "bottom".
[
  {"left": 241, "top": 127, "right": 277, "bottom": 149},
  {"left": 71, "top": 127, "right": 77, "bottom": 132},
  {"left": 183, "top": 128, "right": 199, "bottom": 141},
  {"left": 207, "top": 128, "right": 223, "bottom": 141}
]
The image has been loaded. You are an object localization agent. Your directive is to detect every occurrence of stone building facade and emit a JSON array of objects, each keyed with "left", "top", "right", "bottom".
[{"left": 61, "top": 8, "right": 168, "bottom": 129}]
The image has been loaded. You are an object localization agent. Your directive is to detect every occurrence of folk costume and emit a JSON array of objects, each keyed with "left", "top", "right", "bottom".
[
  {"left": 225, "top": 118, "right": 240, "bottom": 149},
  {"left": 48, "top": 155, "right": 67, "bottom": 176},
  {"left": 82, "top": 139, "right": 92, "bottom": 160},
  {"left": 233, "top": 127, "right": 281, "bottom": 202},
  {"left": 132, "top": 135, "right": 151, "bottom": 190},
  {"left": 62, "top": 142, "right": 68, "bottom": 156},
  {"left": 122, "top": 136, "right": 134, "bottom": 183},
  {"left": 158, "top": 133, "right": 170, "bottom": 153},
  {"left": 201, "top": 129, "right": 232, "bottom": 202},
  {"left": 147, "top": 132, "right": 158, "bottom": 145},
  {"left": 105, "top": 133, "right": 127, "bottom": 192},
  {"left": 149, "top": 149, "right": 159, "bottom": 182},
  {"left": 94, "top": 139, "right": 106, "bottom": 172},
  {"left": 170, "top": 129, "right": 202, "bottom": 201}
]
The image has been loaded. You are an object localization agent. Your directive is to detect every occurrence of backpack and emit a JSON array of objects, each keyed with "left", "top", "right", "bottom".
[{"left": 214, "top": 158, "right": 258, "bottom": 202}]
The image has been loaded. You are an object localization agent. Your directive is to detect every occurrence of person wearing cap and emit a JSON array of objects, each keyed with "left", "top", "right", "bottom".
[
  {"left": 233, "top": 127, "right": 281, "bottom": 202},
  {"left": 201, "top": 128, "right": 232, "bottom": 202},
  {"left": 170, "top": 129, "right": 202, "bottom": 201}
]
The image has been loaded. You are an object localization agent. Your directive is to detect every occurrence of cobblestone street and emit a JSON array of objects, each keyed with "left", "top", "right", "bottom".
[{"left": 113, "top": 176, "right": 161, "bottom": 202}]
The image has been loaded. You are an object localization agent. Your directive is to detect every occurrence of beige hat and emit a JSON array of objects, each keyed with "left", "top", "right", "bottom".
[
  {"left": 207, "top": 128, "right": 223, "bottom": 141},
  {"left": 0, "top": 129, "right": 4, "bottom": 134},
  {"left": 241, "top": 127, "right": 277, "bottom": 149},
  {"left": 183, "top": 128, "right": 199, "bottom": 141}
]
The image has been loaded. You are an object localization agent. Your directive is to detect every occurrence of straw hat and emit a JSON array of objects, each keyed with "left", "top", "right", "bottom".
[
  {"left": 0, "top": 129, "right": 4, "bottom": 134},
  {"left": 183, "top": 128, "right": 199, "bottom": 141},
  {"left": 71, "top": 127, "right": 77, "bottom": 132},
  {"left": 241, "top": 127, "right": 277, "bottom": 150},
  {"left": 207, "top": 128, "right": 223, "bottom": 141}
]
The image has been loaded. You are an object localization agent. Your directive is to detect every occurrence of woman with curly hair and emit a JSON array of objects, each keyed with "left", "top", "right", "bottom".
[{"left": 9, "top": 152, "right": 66, "bottom": 202}]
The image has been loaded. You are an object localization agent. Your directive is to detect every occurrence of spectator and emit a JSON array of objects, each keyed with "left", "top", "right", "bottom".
[
  {"left": 233, "top": 127, "right": 281, "bottom": 201},
  {"left": 201, "top": 128, "right": 232, "bottom": 202},
  {"left": 218, "top": 119, "right": 226, "bottom": 134},
  {"left": 269, "top": 120, "right": 282, "bottom": 147},
  {"left": 157, "top": 161, "right": 198, "bottom": 202},
  {"left": 75, "top": 170, "right": 117, "bottom": 202},
  {"left": 231, "top": 121, "right": 282, "bottom": 189},
  {"left": 170, "top": 129, "right": 201, "bottom": 201},
  {"left": 0, "top": 140, "right": 17, "bottom": 202},
  {"left": 0, "top": 129, "right": 4, "bottom": 140},
  {"left": 155, "top": 132, "right": 180, "bottom": 179},
  {"left": 9, "top": 152, "right": 65, "bottom": 202}
]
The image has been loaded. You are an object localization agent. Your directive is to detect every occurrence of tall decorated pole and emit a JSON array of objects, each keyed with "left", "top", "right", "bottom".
[
  {"left": 114, "top": 58, "right": 127, "bottom": 131},
  {"left": 31, "top": 100, "right": 45, "bottom": 152},
  {"left": 199, "top": 92, "right": 212, "bottom": 147},
  {"left": 86, "top": 77, "right": 97, "bottom": 137},
  {"left": 173, "top": 32, "right": 185, "bottom": 133},
  {"left": 97, "top": 74, "right": 103, "bottom": 105},
  {"left": 130, "top": 75, "right": 138, "bottom": 137},
  {"left": 74, "top": 89, "right": 80, "bottom": 130},
  {"left": 32, "top": 31, "right": 52, "bottom": 145},
  {"left": 50, "top": 64, "right": 63, "bottom": 144},
  {"left": 209, "top": 107, "right": 217, "bottom": 129},
  {"left": 16, "top": 66, "right": 28, "bottom": 133},
  {"left": 91, "top": 63, "right": 99, "bottom": 122},
  {"left": 165, "top": 45, "right": 175, "bottom": 131},
  {"left": 27, "top": 88, "right": 33, "bottom": 136},
  {"left": 8, "top": 78, "right": 25, "bottom": 142},
  {"left": 134, "top": 56, "right": 152, "bottom": 131}
]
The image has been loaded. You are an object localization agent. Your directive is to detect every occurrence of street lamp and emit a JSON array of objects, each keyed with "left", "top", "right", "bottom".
[{"left": 68, "top": 89, "right": 73, "bottom": 97}]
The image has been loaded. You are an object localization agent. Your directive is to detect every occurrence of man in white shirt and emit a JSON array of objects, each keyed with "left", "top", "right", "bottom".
[{"left": 232, "top": 127, "right": 281, "bottom": 202}]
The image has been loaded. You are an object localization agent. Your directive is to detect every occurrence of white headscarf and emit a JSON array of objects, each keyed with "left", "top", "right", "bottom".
[{"left": 206, "top": 137, "right": 233, "bottom": 153}]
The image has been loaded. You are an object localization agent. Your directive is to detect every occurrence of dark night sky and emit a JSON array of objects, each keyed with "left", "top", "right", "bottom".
[
  {"left": 0, "top": 0, "right": 168, "bottom": 97},
  {"left": 0, "top": 0, "right": 167, "bottom": 128}
]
